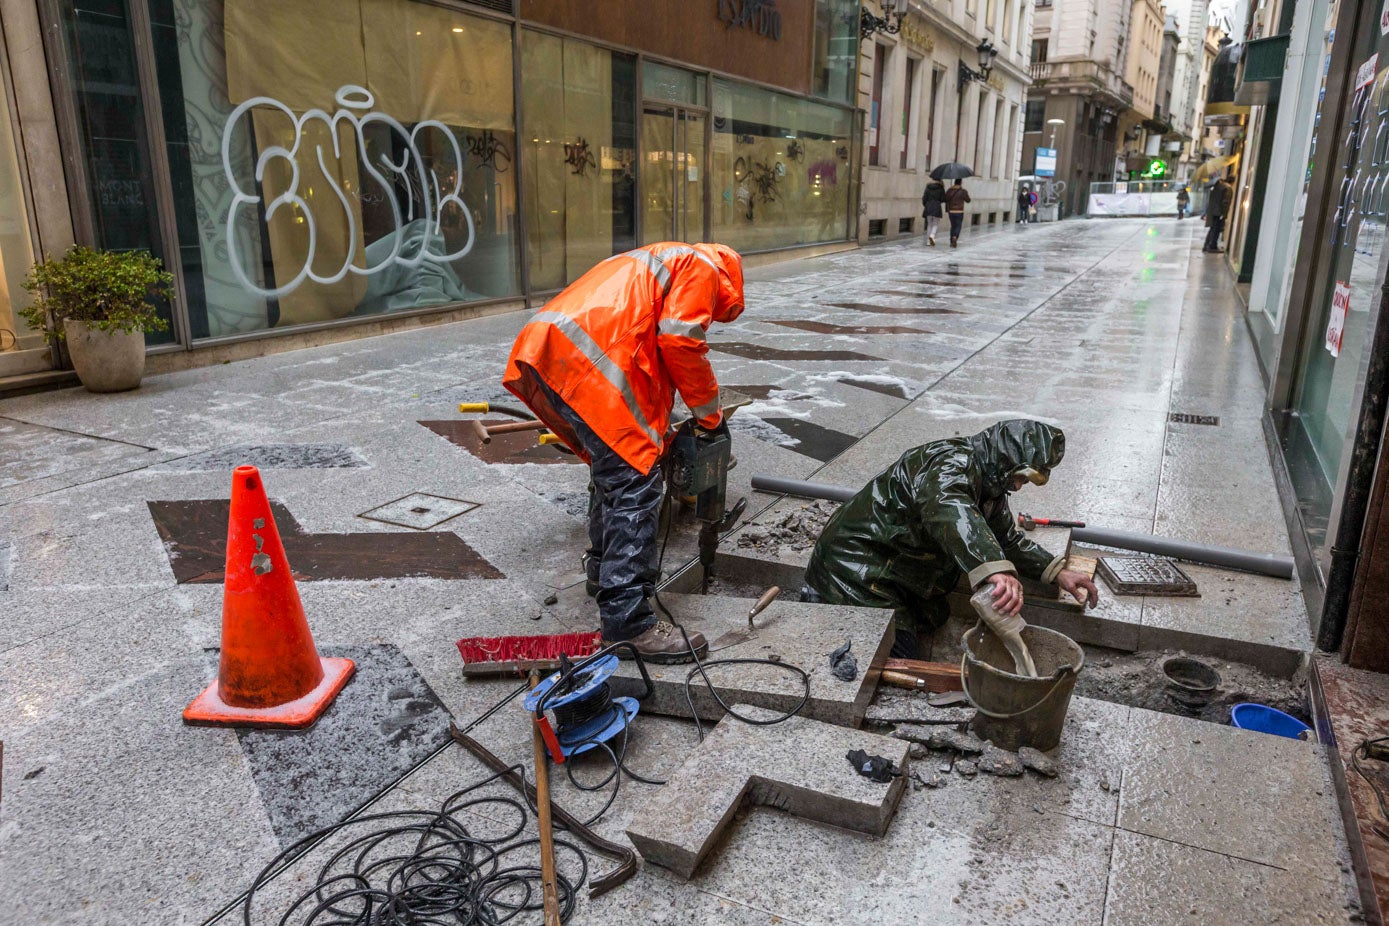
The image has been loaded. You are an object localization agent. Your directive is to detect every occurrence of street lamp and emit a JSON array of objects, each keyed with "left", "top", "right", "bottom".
[
  {"left": 1047, "top": 118, "right": 1065, "bottom": 148},
  {"left": 958, "top": 39, "right": 999, "bottom": 86},
  {"left": 861, "top": 0, "right": 909, "bottom": 40}
]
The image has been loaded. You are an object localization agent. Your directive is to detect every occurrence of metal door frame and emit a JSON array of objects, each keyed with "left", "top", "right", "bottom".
[{"left": 638, "top": 94, "right": 711, "bottom": 244}]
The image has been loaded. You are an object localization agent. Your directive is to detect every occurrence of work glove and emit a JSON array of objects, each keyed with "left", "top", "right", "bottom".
[
  {"left": 970, "top": 582, "right": 1037, "bottom": 678},
  {"left": 696, "top": 413, "right": 731, "bottom": 441}
]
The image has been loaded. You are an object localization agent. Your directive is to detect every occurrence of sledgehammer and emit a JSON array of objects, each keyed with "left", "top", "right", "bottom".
[{"left": 1018, "top": 513, "right": 1087, "bottom": 531}]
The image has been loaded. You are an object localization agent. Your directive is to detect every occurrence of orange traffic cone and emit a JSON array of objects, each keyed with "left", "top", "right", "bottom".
[{"left": 183, "top": 465, "right": 354, "bottom": 729}]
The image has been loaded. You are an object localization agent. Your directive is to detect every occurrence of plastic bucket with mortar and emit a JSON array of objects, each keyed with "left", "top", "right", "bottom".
[{"left": 961, "top": 623, "right": 1084, "bottom": 752}]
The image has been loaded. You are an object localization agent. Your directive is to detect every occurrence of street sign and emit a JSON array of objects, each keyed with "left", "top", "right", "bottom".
[{"left": 1035, "top": 147, "right": 1057, "bottom": 177}]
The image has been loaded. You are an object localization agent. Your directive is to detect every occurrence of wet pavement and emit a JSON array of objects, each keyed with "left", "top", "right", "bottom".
[{"left": 0, "top": 218, "right": 1362, "bottom": 924}]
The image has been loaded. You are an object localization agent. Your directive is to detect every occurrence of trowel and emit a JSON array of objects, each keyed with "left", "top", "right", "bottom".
[{"left": 707, "top": 586, "right": 781, "bottom": 653}]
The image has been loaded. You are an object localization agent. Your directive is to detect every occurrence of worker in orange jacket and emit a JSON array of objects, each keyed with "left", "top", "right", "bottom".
[{"left": 504, "top": 243, "right": 745, "bottom": 662}]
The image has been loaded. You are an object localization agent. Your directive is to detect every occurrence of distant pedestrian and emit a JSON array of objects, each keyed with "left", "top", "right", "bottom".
[
  {"left": 1176, "top": 186, "right": 1190, "bottom": 221},
  {"left": 944, "top": 179, "right": 971, "bottom": 248},
  {"left": 1028, "top": 190, "right": 1039, "bottom": 222},
  {"left": 922, "top": 179, "right": 946, "bottom": 246},
  {"left": 1203, "top": 173, "right": 1233, "bottom": 253},
  {"left": 1017, "top": 186, "right": 1031, "bottom": 225}
]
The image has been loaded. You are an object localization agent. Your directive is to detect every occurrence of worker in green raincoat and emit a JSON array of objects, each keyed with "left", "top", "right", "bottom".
[{"left": 802, "top": 419, "right": 1099, "bottom": 657}]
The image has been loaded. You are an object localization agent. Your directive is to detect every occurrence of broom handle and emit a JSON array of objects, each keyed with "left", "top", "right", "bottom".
[{"left": 530, "top": 672, "right": 562, "bottom": 925}]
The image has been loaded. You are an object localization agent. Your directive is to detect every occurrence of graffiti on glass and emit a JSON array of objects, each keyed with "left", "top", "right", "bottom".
[
  {"left": 221, "top": 85, "right": 475, "bottom": 299},
  {"left": 716, "top": 0, "right": 782, "bottom": 40},
  {"left": 564, "top": 138, "right": 596, "bottom": 177},
  {"left": 466, "top": 130, "right": 511, "bottom": 173}
]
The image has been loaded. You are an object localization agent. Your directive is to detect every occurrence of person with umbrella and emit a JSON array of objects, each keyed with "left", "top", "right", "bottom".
[{"left": 931, "top": 161, "right": 974, "bottom": 247}]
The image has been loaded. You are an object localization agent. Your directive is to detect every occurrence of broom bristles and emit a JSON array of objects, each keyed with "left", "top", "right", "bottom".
[{"left": 456, "top": 631, "right": 602, "bottom": 666}]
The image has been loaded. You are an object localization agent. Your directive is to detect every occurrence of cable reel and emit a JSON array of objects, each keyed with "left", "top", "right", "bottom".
[{"left": 525, "top": 646, "right": 653, "bottom": 763}]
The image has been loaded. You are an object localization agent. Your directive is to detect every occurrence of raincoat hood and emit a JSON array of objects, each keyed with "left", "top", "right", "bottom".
[
  {"left": 968, "top": 419, "right": 1066, "bottom": 499},
  {"left": 697, "top": 243, "right": 745, "bottom": 323}
]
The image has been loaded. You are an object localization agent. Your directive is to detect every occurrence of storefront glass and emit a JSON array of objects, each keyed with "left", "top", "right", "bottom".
[
  {"left": 521, "top": 30, "right": 636, "bottom": 292},
  {"left": 62, "top": 0, "right": 176, "bottom": 344},
  {"left": 1286, "top": 6, "right": 1389, "bottom": 573},
  {"left": 711, "top": 79, "right": 853, "bottom": 252},
  {"left": 0, "top": 61, "right": 36, "bottom": 351},
  {"left": 154, "top": 0, "right": 520, "bottom": 339},
  {"left": 813, "top": 0, "right": 858, "bottom": 104}
]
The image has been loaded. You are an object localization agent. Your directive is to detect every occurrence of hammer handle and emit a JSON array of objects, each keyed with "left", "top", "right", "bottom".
[{"left": 485, "top": 419, "right": 549, "bottom": 435}]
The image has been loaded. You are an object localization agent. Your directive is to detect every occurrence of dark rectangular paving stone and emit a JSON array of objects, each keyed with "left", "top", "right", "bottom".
[
  {"left": 710, "top": 342, "right": 883, "bottom": 363},
  {"left": 770, "top": 320, "right": 931, "bottom": 336},
  {"left": 148, "top": 499, "right": 504, "bottom": 582},
  {"left": 419, "top": 420, "right": 578, "bottom": 466},
  {"left": 829, "top": 302, "right": 960, "bottom": 316},
  {"left": 761, "top": 417, "right": 859, "bottom": 463},
  {"left": 233, "top": 643, "right": 452, "bottom": 848},
  {"left": 720, "top": 385, "right": 816, "bottom": 401},
  {"left": 833, "top": 376, "right": 915, "bottom": 399}
]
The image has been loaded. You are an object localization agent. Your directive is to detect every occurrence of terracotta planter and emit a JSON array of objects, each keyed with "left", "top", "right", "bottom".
[{"left": 63, "top": 319, "right": 146, "bottom": 392}]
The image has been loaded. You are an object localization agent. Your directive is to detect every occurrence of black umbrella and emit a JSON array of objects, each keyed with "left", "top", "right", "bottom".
[{"left": 930, "top": 162, "right": 975, "bottom": 181}]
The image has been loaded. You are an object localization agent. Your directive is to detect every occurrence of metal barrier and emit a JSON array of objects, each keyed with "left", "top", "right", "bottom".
[{"left": 1087, "top": 181, "right": 1208, "bottom": 217}]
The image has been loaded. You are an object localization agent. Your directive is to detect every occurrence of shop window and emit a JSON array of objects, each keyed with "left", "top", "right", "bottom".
[
  {"left": 812, "top": 0, "right": 857, "bottom": 104},
  {"left": 1024, "top": 100, "right": 1046, "bottom": 133},
  {"left": 522, "top": 31, "right": 636, "bottom": 291},
  {"left": 153, "top": 0, "right": 520, "bottom": 339},
  {"left": 60, "top": 0, "right": 176, "bottom": 344},
  {"left": 643, "top": 61, "right": 704, "bottom": 107},
  {"left": 711, "top": 79, "right": 853, "bottom": 253},
  {"left": 0, "top": 61, "right": 36, "bottom": 353}
]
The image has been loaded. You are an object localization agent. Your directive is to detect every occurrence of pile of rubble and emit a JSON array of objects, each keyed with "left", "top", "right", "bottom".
[
  {"left": 893, "top": 725, "right": 1059, "bottom": 789},
  {"left": 735, "top": 500, "right": 840, "bottom": 555}
]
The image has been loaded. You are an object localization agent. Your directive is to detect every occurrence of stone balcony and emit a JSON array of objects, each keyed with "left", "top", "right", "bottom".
[{"left": 1029, "top": 57, "right": 1135, "bottom": 109}]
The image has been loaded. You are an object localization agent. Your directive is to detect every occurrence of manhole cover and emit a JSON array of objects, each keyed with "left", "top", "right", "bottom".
[
  {"left": 358, "top": 493, "right": 480, "bottom": 530},
  {"left": 1097, "top": 556, "right": 1199, "bottom": 596}
]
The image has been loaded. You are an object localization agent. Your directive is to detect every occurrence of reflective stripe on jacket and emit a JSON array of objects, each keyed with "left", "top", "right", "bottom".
[{"left": 503, "top": 242, "right": 743, "bottom": 474}]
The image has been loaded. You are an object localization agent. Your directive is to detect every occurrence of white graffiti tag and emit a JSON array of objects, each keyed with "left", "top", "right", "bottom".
[{"left": 222, "top": 85, "right": 475, "bottom": 298}]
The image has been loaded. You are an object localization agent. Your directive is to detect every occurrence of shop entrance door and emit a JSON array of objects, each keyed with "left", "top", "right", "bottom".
[{"left": 639, "top": 106, "right": 707, "bottom": 245}]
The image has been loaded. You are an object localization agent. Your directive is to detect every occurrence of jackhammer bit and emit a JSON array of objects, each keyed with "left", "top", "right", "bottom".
[{"left": 700, "top": 496, "right": 747, "bottom": 592}]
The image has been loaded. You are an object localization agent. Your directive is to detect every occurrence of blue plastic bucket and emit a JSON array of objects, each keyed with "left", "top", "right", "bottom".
[{"left": 1230, "top": 702, "right": 1311, "bottom": 740}]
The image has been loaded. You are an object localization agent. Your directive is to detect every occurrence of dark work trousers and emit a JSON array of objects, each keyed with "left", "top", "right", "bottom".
[
  {"left": 534, "top": 379, "right": 661, "bottom": 641},
  {"left": 1204, "top": 214, "right": 1225, "bottom": 251},
  {"left": 948, "top": 212, "right": 965, "bottom": 241}
]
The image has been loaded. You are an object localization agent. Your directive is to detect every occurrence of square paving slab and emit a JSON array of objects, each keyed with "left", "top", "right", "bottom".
[{"left": 610, "top": 592, "right": 893, "bottom": 727}]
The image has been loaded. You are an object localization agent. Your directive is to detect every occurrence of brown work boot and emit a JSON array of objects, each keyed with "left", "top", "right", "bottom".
[{"left": 603, "top": 621, "right": 707, "bottom": 664}]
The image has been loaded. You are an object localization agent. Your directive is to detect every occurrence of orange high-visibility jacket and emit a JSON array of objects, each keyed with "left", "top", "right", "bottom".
[{"left": 504, "top": 242, "right": 745, "bottom": 474}]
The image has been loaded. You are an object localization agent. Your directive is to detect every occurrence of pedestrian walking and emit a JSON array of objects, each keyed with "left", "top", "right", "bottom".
[
  {"left": 504, "top": 242, "right": 745, "bottom": 662},
  {"left": 1176, "top": 186, "right": 1190, "bottom": 221},
  {"left": 944, "top": 179, "right": 971, "bottom": 247},
  {"left": 1017, "top": 186, "right": 1031, "bottom": 225},
  {"left": 922, "top": 178, "right": 946, "bottom": 246},
  {"left": 1203, "top": 173, "right": 1233, "bottom": 253}
]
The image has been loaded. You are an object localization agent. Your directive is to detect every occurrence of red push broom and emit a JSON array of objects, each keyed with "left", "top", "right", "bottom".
[{"left": 456, "top": 631, "right": 603, "bottom": 678}]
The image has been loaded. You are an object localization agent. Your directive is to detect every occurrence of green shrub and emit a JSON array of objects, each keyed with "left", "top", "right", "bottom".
[{"left": 19, "top": 246, "right": 173, "bottom": 344}]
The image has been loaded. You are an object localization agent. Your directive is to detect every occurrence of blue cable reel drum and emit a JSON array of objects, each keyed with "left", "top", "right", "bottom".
[{"left": 524, "top": 650, "right": 650, "bottom": 760}]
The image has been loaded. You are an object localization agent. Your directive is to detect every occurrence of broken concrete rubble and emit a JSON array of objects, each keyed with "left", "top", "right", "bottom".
[
  {"left": 735, "top": 501, "right": 839, "bottom": 555},
  {"left": 1019, "top": 746, "right": 1059, "bottom": 778},
  {"left": 977, "top": 743, "right": 1025, "bottom": 777},
  {"left": 893, "top": 724, "right": 986, "bottom": 754}
]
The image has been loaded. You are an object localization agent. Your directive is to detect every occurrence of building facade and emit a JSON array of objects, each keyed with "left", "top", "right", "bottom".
[
  {"left": 0, "top": 0, "right": 861, "bottom": 369},
  {"left": 1116, "top": 0, "right": 1174, "bottom": 179},
  {"left": 1163, "top": 0, "right": 1212, "bottom": 177},
  {"left": 857, "top": 0, "right": 1033, "bottom": 241},
  {"left": 1021, "top": 0, "right": 1134, "bottom": 216}
]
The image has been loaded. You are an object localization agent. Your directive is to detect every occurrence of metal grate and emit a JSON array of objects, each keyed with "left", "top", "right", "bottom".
[
  {"left": 1169, "top": 412, "right": 1220, "bottom": 426},
  {"left": 1097, "top": 556, "right": 1200, "bottom": 596},
  {"left": 464, "top": 0, "right": 513, "bottom": 13},
  {"left": 868, "top": 219, "right": 887, "bottom": 237}
]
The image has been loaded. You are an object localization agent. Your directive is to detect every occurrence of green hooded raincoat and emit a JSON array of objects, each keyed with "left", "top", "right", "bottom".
[{"left": 803, "top": 420, "right": 1068, "bottom": 630}]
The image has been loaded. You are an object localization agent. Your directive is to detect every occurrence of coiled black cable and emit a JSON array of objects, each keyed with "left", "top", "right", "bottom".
[{"left": 240, "top": 764, "right": 589, "bottom": 925}]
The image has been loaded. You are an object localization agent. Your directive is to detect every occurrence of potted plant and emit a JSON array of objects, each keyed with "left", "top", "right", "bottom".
[{"left": 20, "top": 245, "right": 173, "bottom": 392}]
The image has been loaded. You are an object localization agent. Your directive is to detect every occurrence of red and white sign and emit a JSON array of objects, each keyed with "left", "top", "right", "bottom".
[
  {"left": 1380, "top": 0, "right": 1389, "bottom": 35},
  {"left": 1356, "top": 54, "right": 1380, "bottom": 91},
  {"left": 1326, "top": 280, "right": 1351, "bottom": 357}
]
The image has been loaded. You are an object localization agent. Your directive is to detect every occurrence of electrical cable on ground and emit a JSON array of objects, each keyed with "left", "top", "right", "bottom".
[{"left": 240, "top": 763, "right": 589, "bottom": 925}]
